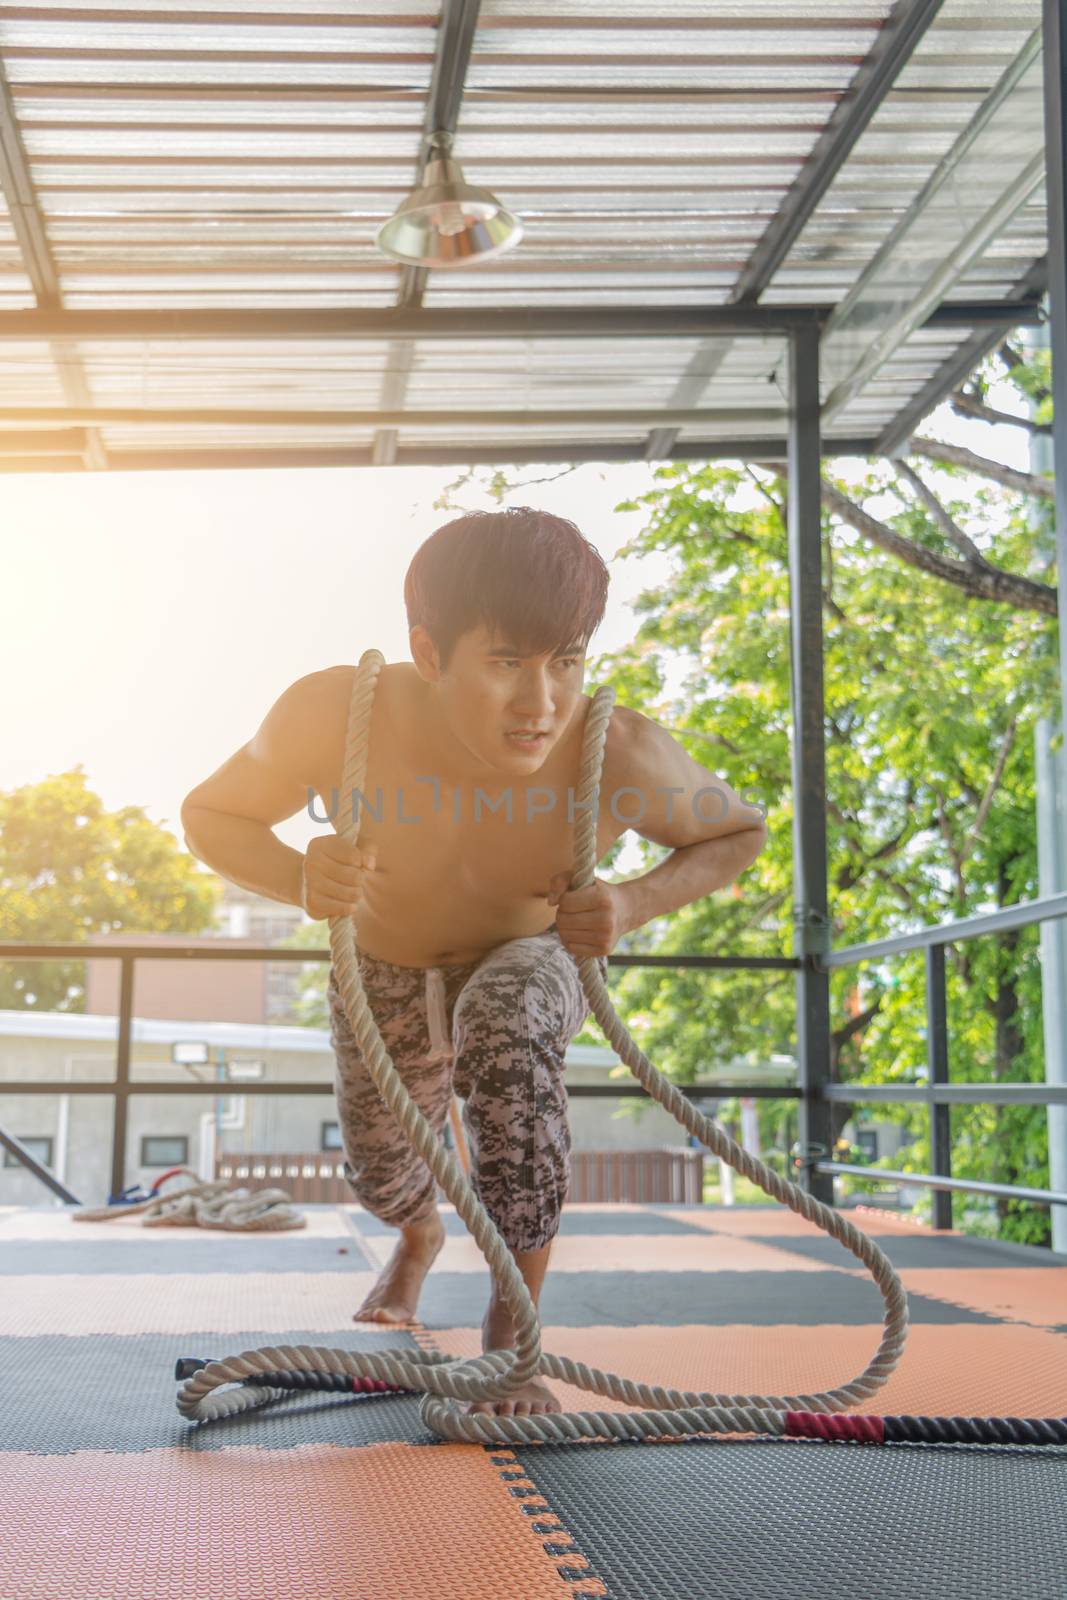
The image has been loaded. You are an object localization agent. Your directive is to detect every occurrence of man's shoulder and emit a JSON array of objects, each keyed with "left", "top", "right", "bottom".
[
  {"left": 275, "top": 664, "right": 351, "bottom": 729},
  {"left": 311, "top": 659, "right": 402, "bottom": 705},
  {"left": 590, "top": 701, "right": 657, "bottom": 799},
  {"left": 309, "top": 662, "right": 418, "bottom": 749}
]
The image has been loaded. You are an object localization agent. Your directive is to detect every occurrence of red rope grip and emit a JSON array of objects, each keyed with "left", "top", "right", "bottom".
[{"left": 784, "top": 1411, "right": 886, "bottom": 1444}]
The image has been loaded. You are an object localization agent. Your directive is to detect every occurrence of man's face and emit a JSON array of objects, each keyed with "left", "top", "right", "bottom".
[{"left": 412, "top": 622, "right": 586, "bottom": 777}]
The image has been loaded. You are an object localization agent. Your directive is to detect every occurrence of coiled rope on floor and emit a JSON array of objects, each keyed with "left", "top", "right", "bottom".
[
  {"left": 177, "top": 647, "right": 910, "bottom": 1443},
  {"left": 75, "top": 1169, "right": 306, "bottom": 1232}
]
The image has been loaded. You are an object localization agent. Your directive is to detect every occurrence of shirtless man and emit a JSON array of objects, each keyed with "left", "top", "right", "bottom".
[{"left": 180, "top": 506, "right": 767, "bottom": 1418}]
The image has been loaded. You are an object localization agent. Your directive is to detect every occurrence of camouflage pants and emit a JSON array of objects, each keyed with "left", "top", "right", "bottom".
[{"left": 327, "top": 927, "right": 607, "bottom": 1252}]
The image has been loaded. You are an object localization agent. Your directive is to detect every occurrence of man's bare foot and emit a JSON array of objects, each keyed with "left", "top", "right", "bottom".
[
  {"left": 467, "top": 1375, "right": 562, "bottom": 1418},
  {"left": 354, "top": 1213, "right": 445, "bottom": 1324},
  {"left": 467, "top": 1298, "right": 562, "bottom": 1418}
]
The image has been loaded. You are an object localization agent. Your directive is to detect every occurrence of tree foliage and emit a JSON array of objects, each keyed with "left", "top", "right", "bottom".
[
  {"left": 0, "top": 766, "right": 220, "bottom": 1011},
  {"left": 444, "top": 338, "right": 1059, "bottom": 1247},
  {"left": 588, "top": 345, "right": 1056, "bottom": 1244}
]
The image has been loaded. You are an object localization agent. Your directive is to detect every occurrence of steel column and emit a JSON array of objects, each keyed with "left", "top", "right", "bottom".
[
  {"left": 1044, "top": 0, "right": 1067, "bottom": 530},
  {"left": 925, "top": 943, "right": 953, "bottom": 1229},
  {"left": 1043, "top": 0, "right": 1067, "bottom": 1253},
  {"left": 109, "top": 954, "right": 134, "bottom": 1202},
  {"left": 787, "top": 324, "right": 835, "bottom": 1204}
]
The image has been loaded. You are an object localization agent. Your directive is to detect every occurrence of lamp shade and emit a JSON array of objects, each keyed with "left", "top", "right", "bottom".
[{"left": 376, "top": 136, "right": 522, "bottom": 267}]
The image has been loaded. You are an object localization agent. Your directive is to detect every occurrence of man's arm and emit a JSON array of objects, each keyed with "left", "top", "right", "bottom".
[
  {"left": 549, "top": 706, "right": 767, "bottom": 958},
  {"left": 610, "top": 706, "right": 766, "bottom": 934},
  {"left": 180, "top": 671, "right": 332, "bottom": 909}
]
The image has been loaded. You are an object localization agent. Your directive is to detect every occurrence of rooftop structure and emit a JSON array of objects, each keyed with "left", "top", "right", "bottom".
[{"left": 0, "top": 0, "right": 1051, "bottom": 472}]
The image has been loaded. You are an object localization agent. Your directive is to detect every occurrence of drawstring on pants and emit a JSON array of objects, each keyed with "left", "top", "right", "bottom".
[{"left": 424, "top": 968, "right": 454, "bottom": 1065}]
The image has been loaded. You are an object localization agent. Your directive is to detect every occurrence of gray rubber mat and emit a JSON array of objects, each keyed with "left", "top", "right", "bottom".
[
  {"left": 757, "top": 1232, "right": 1067, "bottom": 1271},
  {"left": 350, "top": 1206, "right": 708, "bottom": 1237},
  {"left": 1, "top": 1328, "right": 438, "bottom": 1452},
  {"left": 507, "top": 1437, "right": 1067, "bottom": 1600},
  {"left": 0, "top": 1235, "right": 372, "bottom": 1274},
  {"left": 413, "top": 1269, "right": 1003, "bottom": 1328}
]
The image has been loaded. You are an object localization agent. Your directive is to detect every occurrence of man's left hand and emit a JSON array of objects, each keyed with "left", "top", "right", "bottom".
[{"left": 546, "top": 872, "right": 627, "bottom": 960}]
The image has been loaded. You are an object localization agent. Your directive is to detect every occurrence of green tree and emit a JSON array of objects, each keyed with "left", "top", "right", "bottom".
[
  {"left": 440, "top": 337, "right": 1058, "bottom": 1245},
  {"left": 0, "top": 766, "right": 220, "bottom": 1011}
]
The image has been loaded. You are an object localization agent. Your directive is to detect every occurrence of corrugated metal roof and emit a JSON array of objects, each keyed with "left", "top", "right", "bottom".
[{"left": 0, "top": 0, "right": 1049, "bottom": 471}]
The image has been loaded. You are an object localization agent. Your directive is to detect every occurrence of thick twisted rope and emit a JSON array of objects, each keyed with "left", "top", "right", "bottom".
[
  {"left": 177, "top": 647, "right": 909, "bottom": 1443},
  {"left": 75, "top": 1175, "right": 305, "bottom": 1232}
]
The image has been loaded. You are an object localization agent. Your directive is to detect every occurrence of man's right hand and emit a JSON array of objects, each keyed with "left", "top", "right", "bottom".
[{"left": 301, "top": 836, "right": 377, "bottom": 921}]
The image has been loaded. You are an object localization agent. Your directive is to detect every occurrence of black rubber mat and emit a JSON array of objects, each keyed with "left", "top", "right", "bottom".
[
  {"left": 414, "top": 1269, "right": 1003, "bottom": 1329},
  {"left": 509, "top": 1437, "right": 1067, "bottom": 1600},
  {"left": 0, "top": 1235, "right": 372, "bottom": 1274},
  {"left": 1, "top": 1328, "right": 438, "bottom": 1452}
]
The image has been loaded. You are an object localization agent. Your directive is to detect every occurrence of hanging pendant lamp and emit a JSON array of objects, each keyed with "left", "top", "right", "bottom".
[{"left": 376, "top": 130, "right": 522, "bottom": 267}]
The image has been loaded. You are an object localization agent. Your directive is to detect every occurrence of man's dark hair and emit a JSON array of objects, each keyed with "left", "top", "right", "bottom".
[{"left": 404, "top": 507, "right": 610, "bottom": 671}]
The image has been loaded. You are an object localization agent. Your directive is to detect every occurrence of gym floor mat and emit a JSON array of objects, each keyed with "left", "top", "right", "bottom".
[{"left": 1, "top": 1200, "right": 1063, "bottom": 1600}]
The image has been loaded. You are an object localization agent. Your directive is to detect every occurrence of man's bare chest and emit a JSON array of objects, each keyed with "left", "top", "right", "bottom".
[
  {"left": 308, "top": 663, "right": 625, "bottom": 907},
  {"left": 315, "top": 747, "right": 615, "bottom": 901}
]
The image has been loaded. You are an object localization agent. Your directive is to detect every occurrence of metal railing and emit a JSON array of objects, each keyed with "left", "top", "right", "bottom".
[
  {"left": 813, "top": 888, "right": 1067, "bottom": 1226},
  {"left": 0, "top": 940, "right": 799, "bottom": 1205},
  {"left": 3, "top": 894, "right": 1066, "bottom": 1227}
]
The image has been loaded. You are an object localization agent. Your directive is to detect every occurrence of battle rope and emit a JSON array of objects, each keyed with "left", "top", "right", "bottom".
[
  {"left": 175, "top": 647, "right": 921, "bottom": 1443},
  {"left": 75, "top": 1168, "right": 305, "bottom": 1232},
  {"left": 175, "top": 1351, "right": 1067, "bottom": 1446}
]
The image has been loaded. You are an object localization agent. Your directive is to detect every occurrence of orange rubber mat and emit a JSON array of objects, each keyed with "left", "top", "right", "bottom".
[
  {"left": 0, "top": 1444, "right": 584, "bottom": 1600},
  {"left": 899, "top": 1267, "right": 1067, "bottom": 1329},
  {"left": 427, "top": 1319, "right": 1067, "bottom": 1419}
]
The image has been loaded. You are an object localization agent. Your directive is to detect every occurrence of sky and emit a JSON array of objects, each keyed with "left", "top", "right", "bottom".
[
  {"left": 1, "top": 384, "right": 1033, "bottom": 866},
  {"left": 0, "top": 457, "right": 676, "bottom": 857}
]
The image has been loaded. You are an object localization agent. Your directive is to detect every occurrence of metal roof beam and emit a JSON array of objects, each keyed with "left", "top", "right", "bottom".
[
  {"left": 0, "top": 436, "right": 879, "bottom": 475},
  {"left": 0, "top": 57, "right": 106, "bottom": 469},
  {"left": 0, "top": 427, "right": 88, "bottom": 454},
  {"left": 0, "top": 300, "right": 1040, "bottom": 345},
  {"left": 730, "top": 0, "right": 947, "bottom": 306},
  {"left": 0, "top": 404, "right": 790, "bottom": 429},
  {"left": 875, "top": 257, "right": 1050, "bottom": 456}
]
